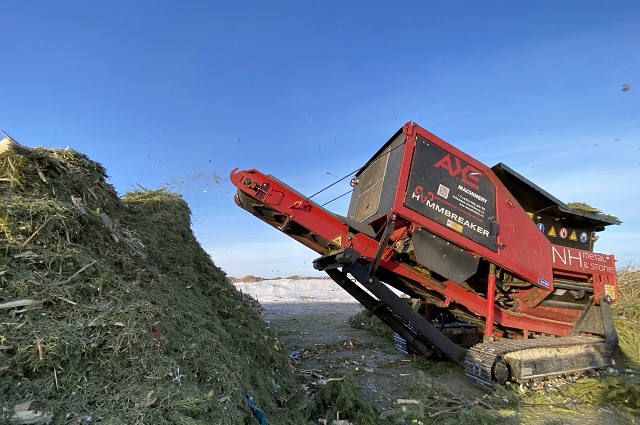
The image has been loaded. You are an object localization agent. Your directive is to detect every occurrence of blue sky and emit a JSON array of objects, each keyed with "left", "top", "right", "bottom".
[{"left": 2, "top": 1, "right": 639, "bottom": 278}]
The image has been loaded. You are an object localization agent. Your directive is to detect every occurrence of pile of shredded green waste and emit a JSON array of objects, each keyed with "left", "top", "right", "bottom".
[{"left": 0, "top": 137, "right": 309, "bottom": 424}]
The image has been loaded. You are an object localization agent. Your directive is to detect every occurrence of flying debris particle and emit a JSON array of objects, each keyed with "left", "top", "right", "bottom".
[{"left": 622, "top": 84, "right": 631, "bottom": 92}]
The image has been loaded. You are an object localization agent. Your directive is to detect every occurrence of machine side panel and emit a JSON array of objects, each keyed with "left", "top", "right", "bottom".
[
  {"left": 405, "top": 135, "right": 498, "bottom": 251},
  {"left": 400, "top": 125, "right": 553, "bottom": 288},
  {"left": 492, "top": 185, "right": 555, "bottom": 288}
]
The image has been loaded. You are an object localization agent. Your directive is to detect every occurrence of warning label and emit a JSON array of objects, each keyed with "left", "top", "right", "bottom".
[
  {"left": 533, "top": 214, "right": 595, "bottom": 249},
  {"left": 580, "top": 232, "right": 589, "bottom": 243},
  {"left": 330, "top": 235, "right": 342, "bottom": 247},
  {"left": 446, "top": 219, "right": 464, "bottom": 233}
]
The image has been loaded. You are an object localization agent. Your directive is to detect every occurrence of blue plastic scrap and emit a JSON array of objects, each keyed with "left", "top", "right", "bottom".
[{"left": 243, "top": 393, "right": 269, "bottom": 425}]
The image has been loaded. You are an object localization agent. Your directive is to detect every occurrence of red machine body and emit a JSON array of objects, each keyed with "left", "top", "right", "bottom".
[{"left": 231, "top": 121, "right": 620, "bottom": 389}]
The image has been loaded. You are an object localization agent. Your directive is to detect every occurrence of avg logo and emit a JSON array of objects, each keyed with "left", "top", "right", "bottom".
[{"left": 434, "top": 154, "right": 482, "bottom": 190}]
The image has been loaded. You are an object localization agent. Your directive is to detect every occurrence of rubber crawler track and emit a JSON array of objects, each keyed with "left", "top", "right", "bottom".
[{"left": 464, "top": 335, "right": 606, "bottom": 391}]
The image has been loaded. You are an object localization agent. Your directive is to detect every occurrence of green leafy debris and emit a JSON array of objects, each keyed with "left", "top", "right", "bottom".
[{"left": 0, "top": 142, "right": 308, "bottom": 424}]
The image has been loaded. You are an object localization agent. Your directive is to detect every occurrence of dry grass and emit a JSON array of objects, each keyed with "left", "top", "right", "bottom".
[
  {"left": 612, "top": 264, "right": 640, "bottom": 372},
  {"left": 615, "top": 264, "right": 640, "bottom": 307},
  {"left": 567, "top": 201, "right": 620, "bottom": 221}
]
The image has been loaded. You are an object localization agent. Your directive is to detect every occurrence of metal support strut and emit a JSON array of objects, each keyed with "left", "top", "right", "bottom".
[
  {"left": 314, "top": 247, "right": 468, "bottom": 367},
  {"left": 485, "top": 263, "right": 496, "bottom": 339},
  {"left": 368, "top": 214, "right": 396, "bottom": 277}
]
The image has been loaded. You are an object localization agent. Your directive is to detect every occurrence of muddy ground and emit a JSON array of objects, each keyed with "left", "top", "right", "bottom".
[
  {"left": 263, "top": 301, "right": 483, "bottom": 407},
  {"left": 260, "top": 300, "right": 636, "bottom": 425}
]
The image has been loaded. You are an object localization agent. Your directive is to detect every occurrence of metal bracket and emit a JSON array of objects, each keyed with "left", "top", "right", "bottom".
[
  {"left": 570, "top": 296, "right": 619, "bottom": 360},
  {"left": 316, "top": 248, "right": 469, "bottom": 366},
  {"left": 599, "top": 297, "right": 619, "bottom": 358},
  {"left": 343, "top": 258, "right": 468, "bottom": 366},
  {"left": 368, "top": 214, "right": 396, "bottom": 277}
]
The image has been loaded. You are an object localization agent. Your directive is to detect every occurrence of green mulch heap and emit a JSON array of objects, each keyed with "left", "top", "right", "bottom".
[{"left": 0, "top": 139, "right": 309, "bottom": 424}]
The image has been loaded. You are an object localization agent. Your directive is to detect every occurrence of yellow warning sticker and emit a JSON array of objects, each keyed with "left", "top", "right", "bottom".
[
  {"left": 447, "top": 220, "right": 464, "bottom": 233},
  {"left": 605, "top": 285, "right": 616, "bottom": 297},
  {"left": 330, "top": 235, "right": 342, "bottom": 247},
  {"left": 527, "top": 212, "right": 534, "bottom": 219},
  {"left": 569, "top": 230, "right": 578, "bottom": 241},
  {"left": 547, "top": 226, "right": 557, "bottom": 237}
]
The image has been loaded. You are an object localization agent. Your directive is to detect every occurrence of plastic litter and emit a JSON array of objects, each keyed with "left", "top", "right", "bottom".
[{"left": 243, "top": 393, "right": 268, "bottom": 425}]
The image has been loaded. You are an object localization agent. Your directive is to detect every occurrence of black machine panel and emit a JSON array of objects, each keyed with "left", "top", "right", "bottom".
[
  {"left": 348, "top": 132, "right": 406, "bottom": 223},
  {"left": 491, "top": 162, "right": 621, "bottom": 252},
  {"left": 532, "top": 216, "right": 595, "bottom": 250},
  {"left": 405, "top": 136, "right": 498, "bottom": 251},
  {"left": 412, "top": 227, "right": 480, "bottom": 284},
  {"left": 353, "top": 149, "right": 388, "bottom": 221}
]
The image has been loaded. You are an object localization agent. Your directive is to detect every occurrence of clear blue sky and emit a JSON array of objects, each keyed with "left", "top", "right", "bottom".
[{"left": 3, "top": 1, "right": 639, "bottom": 278}]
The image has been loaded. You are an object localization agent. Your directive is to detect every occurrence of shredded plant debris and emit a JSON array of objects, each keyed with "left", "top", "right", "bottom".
[
  {"left": 567, "top": 201, "right": 620, "bottom": 221},
  {"left": 0, "top": 139, "right": 309, "bottom": 424}
]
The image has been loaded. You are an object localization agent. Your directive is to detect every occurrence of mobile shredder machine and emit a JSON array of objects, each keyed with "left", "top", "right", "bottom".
[{"left": 230, "top": 121, "right": 620, "bottom": 390}]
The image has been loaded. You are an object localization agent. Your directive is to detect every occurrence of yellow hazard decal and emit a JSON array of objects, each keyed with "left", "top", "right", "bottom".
[
  {"left": 330, "top": 235, "right": 343, "bottom": 247},
  {"left": 547, "top": 226, "right": 557, "bottom": 237},
  {"left": 446, "top": 220, "right": 464, "bottom": 233},
  {"left": 569, "top": 230, "right": 578, "bottom": 241},
  {"left": 605, "top": 285, "right": 616, "bottom": 298},
  {"left": 527, "top": 212, "right": 534, "bottom": 219}
]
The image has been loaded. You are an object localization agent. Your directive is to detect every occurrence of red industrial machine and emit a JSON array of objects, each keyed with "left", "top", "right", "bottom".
[{"left": 230, "top": 122, "right": 620, "bottom": 390}]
